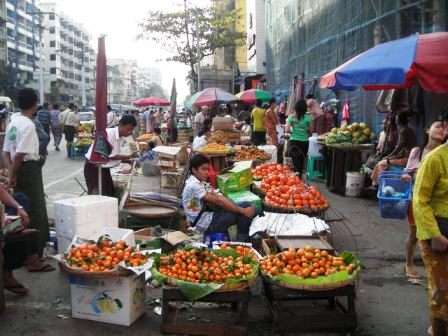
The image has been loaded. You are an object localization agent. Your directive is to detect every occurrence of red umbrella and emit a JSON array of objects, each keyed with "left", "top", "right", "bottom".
[
  {"left": 191, "top": 88, "right": 237, "bottom": 107},
  {"left": 89, "top": 36, "right": 112, "bottom": 195},
  {"left": 133, "top": 97, "right": 170, "bottom": 107}
]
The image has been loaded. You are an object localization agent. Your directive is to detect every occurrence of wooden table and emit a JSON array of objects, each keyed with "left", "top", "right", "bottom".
[
  {"left": 263, "top": 280, "right": 357, "bottom": 333},
  {"left": 323, "top": 144, "right": 373, "bottom": 195},
  {"left": 161, "top": 286, "right": 251, "bottom": 336}
]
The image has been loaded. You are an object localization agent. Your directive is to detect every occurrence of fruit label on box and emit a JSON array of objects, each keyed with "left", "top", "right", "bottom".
[
  {"left": 226, "top": 190, "right": 262, "bottom": 211},
  {"left": 69, "top": 274, "right": 145, "bottom": 326},
  {"left": 217, "top": 167, "right": 253, "bottom": 195}
]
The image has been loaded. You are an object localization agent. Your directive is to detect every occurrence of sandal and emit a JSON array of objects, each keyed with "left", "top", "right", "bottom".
[
  {"left": 4, "top": 283, "right": 29, "bottom": 295},
  {"left": 405, "top": 267, "right": 422, "bottom": 279},
  {"left": 28, "top": 264, "right": 56, "bottom": 272}
]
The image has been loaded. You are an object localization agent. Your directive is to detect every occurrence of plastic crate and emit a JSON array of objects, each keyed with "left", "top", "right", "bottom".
[
  {"left": 377, "top": 178, "right": 412, "bottom": 219},
  {"left": 378, "top": 171, "right": 403, "bottom": 185},
  {"left": 70, "top": 146, "right": 89, "bottom": 160}
]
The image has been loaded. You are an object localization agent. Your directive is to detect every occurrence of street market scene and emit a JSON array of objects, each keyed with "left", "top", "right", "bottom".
[{"left": 0, "top": 0, "right": 448, "bottom": 335}]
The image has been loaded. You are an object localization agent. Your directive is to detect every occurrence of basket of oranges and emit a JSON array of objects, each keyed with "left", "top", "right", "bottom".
[
  {"left": 60, "top": 235, "right": 150, "bottom": 277},
  {"left": 152, "top": 245, "right": 259, "bottom": 300},
  {"left": 260, "top": 246, "right": 361, "bottom": 291}
]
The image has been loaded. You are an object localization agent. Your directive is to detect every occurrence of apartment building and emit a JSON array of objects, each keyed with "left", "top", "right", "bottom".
[
  {"left": 138, "top": 67, "right": 162, "bottom": 87},
  {"left": 39, "top": 2, "right": 95, "bottom": 105},
  {"left": 0, "top": 0, "right": 7, "bottom": 66},
  {"left": 107, "top": 58, "right": 138, "bottom": 104},
  {"left": 5, "top": 0, "right": 40, "bottom": 83}
]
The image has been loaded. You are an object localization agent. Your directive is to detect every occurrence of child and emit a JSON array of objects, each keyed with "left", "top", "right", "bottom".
[{"left": 139, "top": 142, "right": 156, "bottom": 162}]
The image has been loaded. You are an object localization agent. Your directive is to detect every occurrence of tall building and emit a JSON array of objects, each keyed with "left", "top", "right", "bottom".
[
  {"left": 39, "top": 2, "right": 96, "bottom": 105},
  {"left": 138, "top": 67, "right": 162, "bottom": 87},
  {"left": 245, "top": 0, "right": 265, "bottom": 87},
  {"left": 107, "top": 58, "right": 138, "bottom": 104},
  {"left": 0, "top": 0, "right": 7, "bottom": 66},
  {"left": 5, "top": 0, "right": 41, "bottom": 83}
]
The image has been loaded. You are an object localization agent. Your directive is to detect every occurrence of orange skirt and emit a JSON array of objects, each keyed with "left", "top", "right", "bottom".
[{"left": 419, "top": 240, "right": 448, "bottom": 320}]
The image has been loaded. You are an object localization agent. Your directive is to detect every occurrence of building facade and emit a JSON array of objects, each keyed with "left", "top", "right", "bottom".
[
  {"left": 39, "top": 2, "right": 95, "bottom": 106},
  {"left": 0, "top": 0, "right": 7, "bottom": 67},
  {"left": 265, "top": 0, "right": 447, "bottom": 127},
  {"left": 5, "top": 0, "right": 40, "bottom": 84},
  {"left": 107, "top": 58, "right": 138, "bottom": 104},
  {"left": 138, "top": 67, "right": 162, "bottom": 87}
]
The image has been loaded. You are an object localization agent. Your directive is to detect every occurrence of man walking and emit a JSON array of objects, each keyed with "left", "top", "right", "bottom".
[
  {"left": 37, "top": 102, "right": 51, "bottom": 136},
  {"left": 2, "top": 88, "right": 54, "bottom": 270},
  {"left": 50, "top": 104, "right": 62, "bottom": 151},
  {"left": 59, "top": 103, "right": 79, "bottom": 156}
]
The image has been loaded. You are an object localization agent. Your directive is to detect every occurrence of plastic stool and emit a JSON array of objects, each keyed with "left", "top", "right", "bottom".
[
  {"left": 306, "top": 155, "right": 324, "bottom": 180},
  {"left": 203, "top": 232, "right": 230, "bottom": 248}
]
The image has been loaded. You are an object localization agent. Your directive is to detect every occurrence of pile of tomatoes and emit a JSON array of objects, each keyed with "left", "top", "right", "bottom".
[
  {"left": 252, "top": 162, "right": 291, "bottom": 180},
  {"left": 261, "top": 246, "right": 357, "bottom": 279},
  {"left": 253, "top": 163, "right": 329, "bottom": 210},
  {"left": 157, "top": 247, "right": 256, "bottom": 284},
  {"left": 64, "top": 237, "right": 148, "bottom": 272}
]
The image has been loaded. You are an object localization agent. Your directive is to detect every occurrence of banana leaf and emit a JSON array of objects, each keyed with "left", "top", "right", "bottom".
[
  {"left": 151, "top": 248, "right": 259, "bottom": 301},
  {"left": 263, "top": 251, "right": 361, "bottom": 287}
]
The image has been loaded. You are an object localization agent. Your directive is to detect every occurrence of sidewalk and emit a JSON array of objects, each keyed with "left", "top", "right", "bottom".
[{"left": 0, "top": 152, "right": 429, "bottom": 335}]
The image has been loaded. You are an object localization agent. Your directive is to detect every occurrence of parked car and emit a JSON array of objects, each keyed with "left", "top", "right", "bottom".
[{"left": 78, "top": 111, "right": 95, "bottom": 126}]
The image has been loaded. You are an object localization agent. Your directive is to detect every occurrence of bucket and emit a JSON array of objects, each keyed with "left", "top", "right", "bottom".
[
  {"left": 346, "top": 172, "right": 365, "bottom": 197},
  {"left": 308, "top": 133, "right": 321, "bottom": 157},
  {"left": 142, "top": 159, "right": 158, "bottom": 176}
]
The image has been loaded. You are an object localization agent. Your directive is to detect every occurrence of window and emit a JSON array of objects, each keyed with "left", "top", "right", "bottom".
[
  {"left": 50, "top": 67, "right": 57, "bottom": 74},
  {"left": 49, "top": 40, "right": 56, "bottom": 47},
  {"left": 50, "top": 54, "right": 56, "bottom": 61},
  {"left": 49, "top": 27, "right": 55, "bottom": 34},
  {"left": 49, "top": 14, "right": 55, "bottom": 20}
]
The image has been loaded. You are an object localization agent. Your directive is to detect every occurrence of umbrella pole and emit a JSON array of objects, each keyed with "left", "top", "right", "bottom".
[{"left": 98, "top": 164, "right": 103, "bottom": 195}]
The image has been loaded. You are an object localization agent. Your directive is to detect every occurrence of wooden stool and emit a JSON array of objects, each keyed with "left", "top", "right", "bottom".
[{"left": 263, "top": 279, "right": 357, "bottom": 333}]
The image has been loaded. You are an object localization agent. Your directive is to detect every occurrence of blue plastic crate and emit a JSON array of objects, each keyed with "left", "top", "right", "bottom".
[
  {"left": 69, "top": 146, "right": 89, "bottom": 160},
  {"left": 377, "top": 178, "right": 412, "bottom": 220},
  {"left": 378, "top": 171, "right": 403, "bottom": 185}
]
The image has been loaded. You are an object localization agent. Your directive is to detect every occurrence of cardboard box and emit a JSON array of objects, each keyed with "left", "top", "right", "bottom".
[
  {"left": 134, "top": 228, "right": 190, "bottom": 253},
  {"left": 261, "top": 236, "right": 334, "bottom": 256},
  {"left": 217, "top": 161, "right": 253, "bottom": 195},
  {"left": 212, "top": 117, "right": 234, "bottom": 130},
  {"left": 226, "top": 190, "right": 262, "bottom": 212},
  {"left": 69, "top": 273, "right": 145, "bottom": 326}
]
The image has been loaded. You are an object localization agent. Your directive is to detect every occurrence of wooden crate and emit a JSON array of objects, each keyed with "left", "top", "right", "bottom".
[
  {"left": 161, "top": 173, "right": 183, "bottom": 189},
  {"left": 261, "top": 236, "right": 333, "bottom": 256}
]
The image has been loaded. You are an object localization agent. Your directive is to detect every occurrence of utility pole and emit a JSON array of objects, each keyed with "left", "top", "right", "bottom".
[
  {"left": 27, "top": 10, "right": 54, "bottom": 103},
  {"left": 81, "top": 42, "right": 86, "bottom": 107}
]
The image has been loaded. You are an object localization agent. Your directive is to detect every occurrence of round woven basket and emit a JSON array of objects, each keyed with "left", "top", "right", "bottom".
[
  {"left": 163, "top": 274, "right": 257, "bottom": 292},
  {"left": 58, "top": 261, "right": 131, "bottom": 277},
  {"left": 251, "top": 184, "right": 266, "bottom": 198},
  {"left": 262, "top": 200, "right": 329, "bottom": 215},
  {"left": 261, "top": 272, "right": 357, "bottom": 291}
]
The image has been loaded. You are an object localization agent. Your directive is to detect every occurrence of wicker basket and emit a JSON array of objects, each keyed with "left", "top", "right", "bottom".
[
  {"left": 262, "top": 200, "right": 329, "bottom": 215},
  {"left": 59, "top": 261, "right": 132, "bottom": 277},
  {"left": 261, "top": 272, "right": 358, "bottom": 291},
  {"left": 164, "top": 274, "right": 257, "bottom": 292}
]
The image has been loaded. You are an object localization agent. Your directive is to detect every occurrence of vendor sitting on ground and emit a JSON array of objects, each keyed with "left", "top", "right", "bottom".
[
  {"left": 150, "top": 127, "right": 165, "bottom": 147},
  {"left": 192, "top": 127, "right": 211, "bottom": 151},
  {"left": 182, "top": 154, "right": 256, "bottom": 242},
  {"left": 370, "top": 113, "right": 417, "bottom": 188}
]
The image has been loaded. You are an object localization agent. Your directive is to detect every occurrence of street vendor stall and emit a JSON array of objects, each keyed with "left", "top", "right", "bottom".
[{"left": 70, "top": 124, "right": 94, "bottom": 159}]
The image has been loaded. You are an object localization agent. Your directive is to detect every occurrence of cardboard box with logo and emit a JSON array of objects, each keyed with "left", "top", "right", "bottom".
[{"left": 217, "top": 161, "right": 253, "bottom": 196}]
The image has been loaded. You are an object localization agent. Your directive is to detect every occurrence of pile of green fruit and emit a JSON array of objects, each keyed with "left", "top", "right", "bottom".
[{"left": 325, "top": 122, "right": 377, "bottom": 145}]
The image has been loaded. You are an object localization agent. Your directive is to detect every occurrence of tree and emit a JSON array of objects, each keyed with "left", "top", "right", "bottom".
[
  {"left": 138, "top": 82, "right": 168, "bottom": 99},
  {"left": 0, "top": 62, "right": 26, "bottom": 102},
  {"left": 138, "top": 0, "right": 246, "bottom": 85}
]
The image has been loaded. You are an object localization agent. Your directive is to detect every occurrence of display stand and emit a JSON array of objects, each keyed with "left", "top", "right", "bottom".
[
  {"left": 205, "top": 153, "right": 228, "bottom": 173},
  {"left": 263, "top": 280, "right": 357, "bottom": 333},
  {"left": 323, "top": 144, "right": 372, "bottom": 195},
  {"left": 161, "top": 286, "right": 250, "bottom": 336}
]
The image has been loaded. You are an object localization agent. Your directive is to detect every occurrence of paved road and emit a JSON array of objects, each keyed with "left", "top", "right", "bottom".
[{"left": 0, "top": 137, "right": 430, "bottom": 335}]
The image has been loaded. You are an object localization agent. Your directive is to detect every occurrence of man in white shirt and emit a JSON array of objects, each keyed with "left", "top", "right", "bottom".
[
  {"left": 59, "top": 103, "right": 79, "bottom": 156},
  {"left": 2, "top": 88, "right": 55, "bottom": 273},
  {"left": 84, "top": 115, "right": 137, "bottom": 196},
  {"left": 106, "top": 105, "right": 115, "bottom": 128},
  {"left": 194, "top": 106, "right": 209, "bottom": 135}
]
